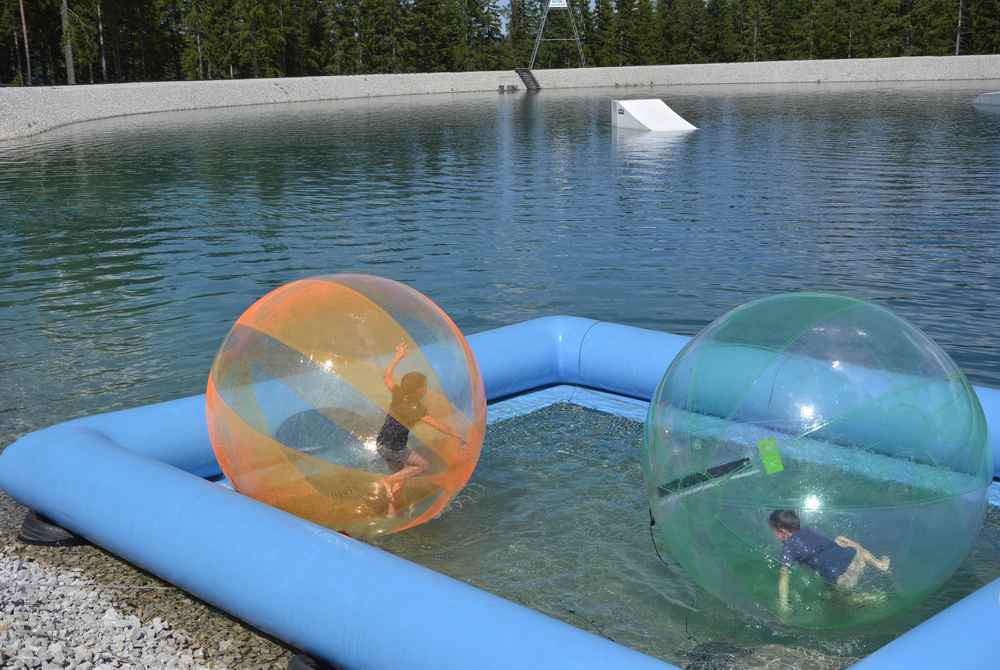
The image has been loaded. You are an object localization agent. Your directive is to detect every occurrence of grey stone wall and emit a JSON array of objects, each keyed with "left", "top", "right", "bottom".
[
  {"left": 0, "top": 70, "right": 521, "bottom": 142},
  {"left": 531, "top": 55, "right": 1000, "bottom": 89},
  {"left": 2, "top": 55, "right": 998, "bottom": 142}
]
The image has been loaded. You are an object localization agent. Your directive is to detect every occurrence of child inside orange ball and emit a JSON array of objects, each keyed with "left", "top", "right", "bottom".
[{"left": 206, "top": 274, "right": 486, "bottom": 539}]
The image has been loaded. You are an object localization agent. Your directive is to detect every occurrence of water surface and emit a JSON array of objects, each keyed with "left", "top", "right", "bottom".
[
  {"left": 377, "top": 403, "right": 1000, "bottom": 669},
  {"left": 3, "top": 81, "right": 999, "bottom": 441}
]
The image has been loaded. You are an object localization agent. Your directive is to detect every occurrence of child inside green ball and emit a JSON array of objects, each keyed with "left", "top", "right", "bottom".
[{"left": 769, "top": 509, "right": 891, "bottom": 615}]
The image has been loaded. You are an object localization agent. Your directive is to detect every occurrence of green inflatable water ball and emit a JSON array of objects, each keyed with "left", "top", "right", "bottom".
[{"left": 642, "top": 293, "right": 992, "bottom": 628}]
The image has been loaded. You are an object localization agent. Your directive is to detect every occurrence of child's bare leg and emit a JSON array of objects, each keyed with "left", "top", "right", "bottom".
[
  {"left": 377, "top": 478, "right": 399, "bottom": 515},
  {"left": 382, "top": 452, "right": 429, "bottom": 514},
  {"left": 836, "top": 536, "right": 890, "bottom": 572},
  {"left": 836, "top": 556, "right": 865, "bottom": 589}
]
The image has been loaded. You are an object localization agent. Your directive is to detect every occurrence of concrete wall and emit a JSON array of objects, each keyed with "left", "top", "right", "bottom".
[
  {"left": 2, "top": 55, "right": 998, "bottom": 142},
  {"left": 0, "top": 70, "right": 521, "bottom": 142},
  {"left": 531, "top": 55, "right": 1000, "bottom": 89}
]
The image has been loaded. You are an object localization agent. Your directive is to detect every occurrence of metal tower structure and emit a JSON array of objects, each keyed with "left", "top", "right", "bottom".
[{"left": 529, "top": 0, "right": 585, "bottom": 70}]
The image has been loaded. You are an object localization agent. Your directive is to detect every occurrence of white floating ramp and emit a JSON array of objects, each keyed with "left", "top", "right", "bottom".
[
  {"left": 973, "top": 92, "right": 1000, "bottom": 107},
  {"left": 612, "top": 99, "right": 697, "bottom": 132}
]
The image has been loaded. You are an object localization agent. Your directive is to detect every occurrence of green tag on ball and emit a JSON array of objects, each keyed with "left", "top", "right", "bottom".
[{"left": 757, "top": 438, "right": 784, "bottom": 474}]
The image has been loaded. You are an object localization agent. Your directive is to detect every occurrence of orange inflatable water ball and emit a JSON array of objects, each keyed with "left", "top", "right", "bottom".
[{"left": 206, "top": 274, "right": 486, "bottom": 538}]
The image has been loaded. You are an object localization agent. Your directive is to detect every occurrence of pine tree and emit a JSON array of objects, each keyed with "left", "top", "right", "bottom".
[
  {"left": 590, "top": 0, "right": 619, "bottom": 66},
  {"left": 504, "top": 0, "right": 537, "bottom": 67},
  {"left": 617, "top": 0, "right": 638, "bottom": 65},
  {"left": 654, "top": 0, "right": 671, "bottom": 64},
  {"left": 69, "top": 0, "right": 110, "bottom": 82},
  {"left": 329, "top": 0, "right": 360, "bottom": 75},
  {"left": 909, "top": 0, "right": 957, "bottom": 55},
  {"left": 198, "top": 0, "right": 242, "bottom": 78},
  {"left": 233, "top": 0, "right": 286, "bottom": 78},
  {"left": 969, "top": 0, "right": 1000, "bottom": 53},
  {"left": 776, "top": 0, "right": 816, "bottom": 60},
  {"left": 704, "top": 0, "right": 739, "bottom": 63},
  {"left": 277, "top": 0, "right": 333, "bottom": 77},
  {"left": 628, "top": 0, "right": 653, "bottom": 64},
  {"left": 403, "top": 0, "right": 462, "bottom": 73},
  {"left": 667, "top": 0, "right": 709, "bottom": 64},
  {"left": 810, "top": 0, "right": 845, "bottom": 58},
  {"left": 463, "top": 0, "right": 505, "bottom": 71},
  {"left": 734, "top": 0, "right": 776, "bottom": 62},
  {"left": 356, "top": 0, "right": 404, "bottom": 74},
  {"left": 177, "top": 0, "right": 204, "bottom": 79},
  {"left": 1, "top": 0, "right": 22, "bottom": 83}
]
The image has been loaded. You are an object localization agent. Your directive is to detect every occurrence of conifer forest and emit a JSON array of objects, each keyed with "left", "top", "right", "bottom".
[{"left": 2, "top": 0, "right": 998, "bottom": 86}]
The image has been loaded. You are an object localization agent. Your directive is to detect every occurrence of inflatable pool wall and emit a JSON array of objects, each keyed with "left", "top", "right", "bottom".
[{"left": 1, "top": 316, "right": 998, "bottom": 670}]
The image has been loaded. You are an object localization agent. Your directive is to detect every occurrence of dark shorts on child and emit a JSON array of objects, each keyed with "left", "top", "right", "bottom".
[
  {"left": 376, "top": 414, "right": 412, "bottom": 473},
  {"left": 779, "top": 528, "right": 857, "bottom": 584}
]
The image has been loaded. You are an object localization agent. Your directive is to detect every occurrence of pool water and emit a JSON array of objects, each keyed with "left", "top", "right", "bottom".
[{"left": 375, "top": 403, "right": 1000, "bottom": 669}]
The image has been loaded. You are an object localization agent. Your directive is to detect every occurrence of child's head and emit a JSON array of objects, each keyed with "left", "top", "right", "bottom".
[
  {"left": 768, "top": 509, "right": 800, "bottom": 541},
  {"left": 400, "top": 371, "right": 428, "bottom": 399}
]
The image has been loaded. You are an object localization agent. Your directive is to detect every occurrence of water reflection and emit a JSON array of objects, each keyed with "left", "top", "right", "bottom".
[
  {"left": 1, "top": 81, "right": 999, "bottom": 441},
  {"left": 612, "top": 126, "right": 696, "bottom": 153}
]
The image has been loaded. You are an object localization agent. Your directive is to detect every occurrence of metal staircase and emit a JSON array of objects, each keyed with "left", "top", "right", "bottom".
[{"left": 515, "top": 68, "right": 541, "bottom": 91}]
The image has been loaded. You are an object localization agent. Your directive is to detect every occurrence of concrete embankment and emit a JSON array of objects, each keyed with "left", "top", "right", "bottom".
[
  {"left": 2, "top": 55, "right": 999, "bottom": 141},
  {"left": 531, "top": 54, "right": 1000, "bottom": 89},
  {"left": 0, "top": 70, "right": 521, "bottom": 142}
]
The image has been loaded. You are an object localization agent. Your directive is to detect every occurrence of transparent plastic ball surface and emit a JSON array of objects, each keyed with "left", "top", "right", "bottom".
[
  {"left": 206, "top": 274, "right": 486, "bottom": 539},
  {"left": 642, "top": 294, "right": 991, "bottom": 628}
]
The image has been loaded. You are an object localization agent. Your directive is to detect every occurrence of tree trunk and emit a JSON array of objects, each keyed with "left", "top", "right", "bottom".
[
  {"left": 61, "top": 0, "right": 76, "bottom": 84},
  {"left": 279, "top": 4, "right": 287, "bottom": 75},
  {"left": 18, "top": 0, "right": 31, "bottom": 86},
  {"left": 97, "top": 1, "right": 107, "bottom": 82},
  {"left": 809, "top": 0, "right": 816, "bottom": 59},
  {"left": 196, "top": 32, "right": 204, "bottom": 79},
  {"left": 12, "top": 28, "right": 22, "bottom": 82},
  {"left": 955, "top": 0, "right": 964, "bottom": 55}
]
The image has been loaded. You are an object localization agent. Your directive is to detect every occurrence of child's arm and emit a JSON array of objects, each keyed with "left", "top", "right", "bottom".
[
  {"left": 384, "top": 342, "right": 407, "bottom": 391},
  {"left": 421, "top": 415, "right": 468, "bottom": 447},
  {"left": 778, "top": 566, "right": 790, "bottom": 615}
]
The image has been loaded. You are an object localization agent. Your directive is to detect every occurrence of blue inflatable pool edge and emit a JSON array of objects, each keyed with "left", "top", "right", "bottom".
[{"left": 1, "top": 315, "right": 997, "bottom": 670}]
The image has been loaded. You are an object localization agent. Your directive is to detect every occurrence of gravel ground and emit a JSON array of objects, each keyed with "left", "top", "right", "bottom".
[{"left": 0, "top": 490, "right": 293, "bottom": 670}]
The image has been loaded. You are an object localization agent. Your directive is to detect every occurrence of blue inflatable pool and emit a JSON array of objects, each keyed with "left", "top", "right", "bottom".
[{"left": 1, "top": 317, "right": 997, "bottom": 670}]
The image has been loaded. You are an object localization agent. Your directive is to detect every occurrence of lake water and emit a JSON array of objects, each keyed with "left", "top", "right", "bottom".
[{"left": 3, "top": 81, "right": 1000, "bottom": 444}]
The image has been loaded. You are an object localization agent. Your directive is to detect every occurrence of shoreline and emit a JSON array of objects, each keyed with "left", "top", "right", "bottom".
[{"left": 2, "top": 55, "right": 999, "bottom": 142}]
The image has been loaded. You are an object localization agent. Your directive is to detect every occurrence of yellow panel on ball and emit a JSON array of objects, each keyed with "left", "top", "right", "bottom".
[{"left": 206, "top": 274, "right": 486, "bottom": 538}]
